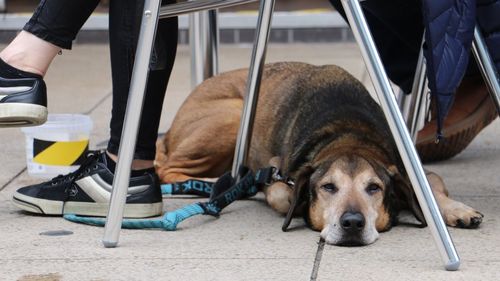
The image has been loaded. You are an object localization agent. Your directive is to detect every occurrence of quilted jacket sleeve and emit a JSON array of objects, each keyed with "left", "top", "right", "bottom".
[
  {"left": 421, "top": 0, "right": 476, "bottom": 139},
  {"left": 477, "top": 0, "right": 500, "bottom": 73}
]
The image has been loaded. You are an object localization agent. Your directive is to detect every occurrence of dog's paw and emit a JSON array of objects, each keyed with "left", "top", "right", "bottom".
[
  {"left": 441, "top": 200, "right": 483, "bottom": 229},
  {"left": 265, "top": 182, "right": 292, "bottom": 214}
]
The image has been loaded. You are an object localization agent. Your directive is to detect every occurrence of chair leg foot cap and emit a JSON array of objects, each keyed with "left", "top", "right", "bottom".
[
  {"left": 102, "top": 240, "right": 118, "bottom": 248},
  {"left": 445, "top": 260, "right": 460, "bottom": 271}
]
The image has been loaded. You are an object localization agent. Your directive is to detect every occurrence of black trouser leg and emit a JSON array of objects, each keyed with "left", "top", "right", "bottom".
[
  {"left": 107, "top": 0, "right": 178, "bottom": 160},
  {"left": 23, "top": 0, "right": 100, "bottom": 49}
]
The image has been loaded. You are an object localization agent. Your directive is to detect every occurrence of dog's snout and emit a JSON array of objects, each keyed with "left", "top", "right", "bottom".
[{"left": 340, "top": 212, "right": 365, "bottom": 233}]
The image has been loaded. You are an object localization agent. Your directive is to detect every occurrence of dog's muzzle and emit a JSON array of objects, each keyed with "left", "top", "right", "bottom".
[{"left": 337, "top": 211, "right": 366, "bottom": 246}]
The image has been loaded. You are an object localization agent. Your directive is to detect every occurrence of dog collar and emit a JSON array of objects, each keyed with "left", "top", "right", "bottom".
[{"left": 255, "top": 166, "right": 295, "bottom": 188}]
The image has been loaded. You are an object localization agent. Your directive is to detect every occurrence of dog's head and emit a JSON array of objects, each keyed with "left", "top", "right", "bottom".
[{"left": 282, "top": 154, "right": 424, "bottom": 246}]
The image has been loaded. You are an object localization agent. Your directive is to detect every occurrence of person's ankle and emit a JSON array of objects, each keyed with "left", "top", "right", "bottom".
[
  {"left": 131, "top": 159, "right": 155, "bottom": 170},
  {"left": 0, "top": 31, "right": 60, "bottom": 77},
  {"left": 0, "top": 52, "right": 45, "bottom": 77},
  {"left": 105, "top": 151, "right": 154, "bottom": 173}
]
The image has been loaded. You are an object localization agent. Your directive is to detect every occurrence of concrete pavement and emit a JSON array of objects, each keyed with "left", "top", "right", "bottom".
[{"left": 0, "top": 43, "right": 499, "bottom": 281}]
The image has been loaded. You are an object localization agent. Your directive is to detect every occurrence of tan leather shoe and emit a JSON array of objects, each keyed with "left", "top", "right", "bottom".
[{"left": 416, "top": 76, "right": 498, "bottom": 163}]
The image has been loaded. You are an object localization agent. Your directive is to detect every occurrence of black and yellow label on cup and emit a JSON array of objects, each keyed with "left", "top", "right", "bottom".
[{"left": 33, "top": 138, "right": 89, "bottom": 166}]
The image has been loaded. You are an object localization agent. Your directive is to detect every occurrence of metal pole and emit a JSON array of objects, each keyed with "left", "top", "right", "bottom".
[
  {"left": 159, "top": 0, "right": 256, "bottom": 19},
  {"left": 231, "top": 0, "right": 275, "bottom": 178},
  {"left": 407, "top": 48, "right": 428, "bottom": 142},
  {"left": 400, "top": 36, "right": 428, "bottom": 143},
  {"left": 209, "top": 9, "right": 220, "bottom": 75},
  {"left": 190, "top": 12, "right": 207, "bottom": 87},
  {"left": 102, "top": 0, "right": 161, "bottom": 248},
  {"left": 396, "top": 88, "right": 407, "bottom": 110},
  {"left": 189, "top": 9, "right": 219, "bottom": 88},
  {"left": 472, "top": 26, "right": 500, "bottom": 116},
  {"left": 340, "top": 0, "right": 460, "bottom": 271},
  {"left": 400, "top": 45, "right": 425, "bottom": 121}
]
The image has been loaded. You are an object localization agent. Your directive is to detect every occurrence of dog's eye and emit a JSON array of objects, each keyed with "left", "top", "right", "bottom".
[
  {"left": 321, "top": 184, "right": 338, "bottom": 193},
  {"left": 365, "top": 184, "right": 382, "bottom": 195}
]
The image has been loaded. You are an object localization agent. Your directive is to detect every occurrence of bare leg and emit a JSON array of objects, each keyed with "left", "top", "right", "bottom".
[
  {"left": 106, "top": 151, "right": 154, "bottom": 170},
  {"left": 0, "top": 31, "right": 61, "bottom": 76}
]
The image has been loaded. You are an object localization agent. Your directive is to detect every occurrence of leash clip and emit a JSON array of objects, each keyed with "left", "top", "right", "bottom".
[
  {"left": 271, "top": 167, "right": 295, "bottom": 188},
  {"left": 255, "top": 166, "right": 295, "bottom": 188}
]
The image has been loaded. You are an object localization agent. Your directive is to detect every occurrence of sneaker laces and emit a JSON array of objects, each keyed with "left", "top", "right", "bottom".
[{"left": 49, "top": 151, "right": 101, "bottom": 186}]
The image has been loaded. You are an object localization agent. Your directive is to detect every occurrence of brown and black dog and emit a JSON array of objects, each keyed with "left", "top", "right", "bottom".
[{"left": 155, "top": 62, "right": 483, "bottom": 246}]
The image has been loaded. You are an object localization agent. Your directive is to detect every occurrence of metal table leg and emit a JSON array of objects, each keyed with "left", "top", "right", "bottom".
[
  {"left": 189, "top": 9, "right": 219, "bottom": 88},
  {"left": 399, "top": 35, "right": 429, "bottom": 143},
  {"left": 102, "top": 0, "right": 162, "bottom": 248},
  {"left": 399, "top": 39, "right": 424, "bottom": 121},
  {"left": 472, "top": 26, "right": 500, "bottom": 116},
  {"left": 231, "top": 0, "right": 275, "bottom": 178},
  {"left": 340, "top": 0, "right": 460, "bottom": 271},
  {"left": 400, "top": 41, "right": 429, "bottom": 143}
]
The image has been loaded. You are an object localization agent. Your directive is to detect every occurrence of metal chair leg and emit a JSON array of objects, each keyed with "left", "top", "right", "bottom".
[
  {"left": 401, "top": 43, "right": 429, "bottom": 143},
  {"left": 472, "top": 26, "right": 500, "bottom": 116},
  {"left": 399, "top": 39, "right": 424, "bottom": 120},
  {"left": 189, "top": 9, "right": 219, "bottom": 88},
  {"left": 231, "top": 0, "right": 275, "bottom": 178},
  {"left": 408, "top": 56, "right": 429, "bottom": 143},
  {"left": 340, "top": 0, "right": 460, "bottom": 270},
  {"left": 102, "top": 0, "right": 162, "bottom": 248},
  {"left": 405, "top": 26, "right": 500, "bottom": 143},
  {"left": 208, "top": 10, "right": 220, "bottom": 75}
]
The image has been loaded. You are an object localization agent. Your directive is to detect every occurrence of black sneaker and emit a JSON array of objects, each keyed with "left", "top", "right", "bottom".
[
  {"left": 12, "top": 151, "right": 163, "bottom": 218},
  {"left": 0, "top": 76, "right": 48, "bottom": 127}
]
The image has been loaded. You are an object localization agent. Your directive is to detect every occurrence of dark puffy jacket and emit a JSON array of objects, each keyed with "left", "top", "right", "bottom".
[
  {"left": 422, "top": 0, "right": 500, "bottom": 139},
  {"left": 477, "top": 0, "right": 500, "bottom": 72}
]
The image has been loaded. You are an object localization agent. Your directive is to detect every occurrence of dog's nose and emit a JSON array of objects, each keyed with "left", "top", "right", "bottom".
[{"left": 340, "top": 212, "right": 365, "bottom": 233}]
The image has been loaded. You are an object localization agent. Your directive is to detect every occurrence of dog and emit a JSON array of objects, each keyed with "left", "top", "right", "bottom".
[{"left": 155, "top": 62, "right": 483, "bottom": 246}]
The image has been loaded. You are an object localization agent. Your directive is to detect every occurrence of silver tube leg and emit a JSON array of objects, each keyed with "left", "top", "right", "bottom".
[
  {"left": 190, "top": 12, "right": 207, "bottom": 87},
  {"left": 407, "top": 49, "right": 428, "bottom": 142},
  {"left": 102, "top": 0, "right": 161, "bottom": 248},
  {"left": 396, "top": 88, "right": 408, "bottom": 110},
  {"left": 400, "top": 36, "right": 428, "bottom": 143},
  {"left": 190, "top": 9, "right": 219, "bottom": 88},
  {"left": 209, "top": 9, "right": 220, "bottom": 75},
  {"left": 231, "top": 0, "right": 275, "bottom": 178},
  {"left": 401, "top": 47, "right": 425, "bottom": 121},
  {"left": 472, "top": 26, "right": 500, "bottom": 116},
  {"left": 399, "top": 90, "right": 412, "bottom": 119},
  {"left": 409, "top": 76, "right": 429, "bottom": 143},
  {"left": 340, "top": 0, "right": 460, "bottom": 271}
]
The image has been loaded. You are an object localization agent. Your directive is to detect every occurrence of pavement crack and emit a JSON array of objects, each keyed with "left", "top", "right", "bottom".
[
  {"left": 0, "top": 168, "right": 26, "bottom": 192},
  {"left": 82, "top": 91, "right": 112, "bottom": 115},
  {"left": 310, "top": 238, "right": 325, "bottom": 281}
]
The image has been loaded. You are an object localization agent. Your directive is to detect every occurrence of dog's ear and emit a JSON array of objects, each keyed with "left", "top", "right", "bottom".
[
  {"left": 387, "top": 165, "right": 426, "bottom": 226},
  {"left": 282, "top": 165, "right": 315, "bottom": 231}
]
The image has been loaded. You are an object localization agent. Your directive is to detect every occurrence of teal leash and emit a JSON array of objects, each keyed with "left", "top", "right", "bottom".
[
  {"left": 64, "top": 168, "right": 257, "bottom": 230},
  {"left": 64, "top": 203, "right": 205, "bottom": 230},
  {"left": 160, "top": 179, "right": 214, "bottom": 197}
]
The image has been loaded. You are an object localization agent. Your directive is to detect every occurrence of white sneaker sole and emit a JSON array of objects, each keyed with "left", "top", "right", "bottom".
[
  {"left": 12, "top": 191, "right": 163, "bottom": 218},
  {"left": 0, "top": 103, "right": 47, "bottom": 127}
]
